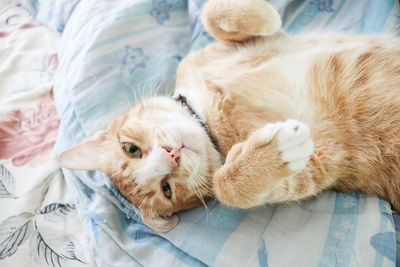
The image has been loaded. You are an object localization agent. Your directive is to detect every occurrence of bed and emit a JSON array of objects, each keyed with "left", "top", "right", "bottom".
[{"left": 0, "top": 0, "right": 399, "bottom": 266}]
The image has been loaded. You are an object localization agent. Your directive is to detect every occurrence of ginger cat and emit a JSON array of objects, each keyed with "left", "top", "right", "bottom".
[{"left": 59, "top": 0, "right": 400, "bottom": 232}]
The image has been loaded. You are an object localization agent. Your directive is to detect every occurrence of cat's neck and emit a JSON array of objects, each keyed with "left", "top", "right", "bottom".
[
  {"left": 174, "top": 94, "right": 221, "bottom": 154},
  {"left": 173, "top": 88, "right": 240, "bottom": 159}
]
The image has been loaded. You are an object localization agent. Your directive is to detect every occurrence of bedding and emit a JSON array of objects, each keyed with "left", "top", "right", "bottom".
[
  {"left": 1, "top": 0, "right": 399, "bottom": 266},
  {"left": 0, "top": 2, "right": 95, "bottom": 266}
]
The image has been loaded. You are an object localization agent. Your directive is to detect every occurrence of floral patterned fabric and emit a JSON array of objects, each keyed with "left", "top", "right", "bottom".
[
  {"left": 0, "top": 2, "right": 95, "bottom": 266},
  {"left": 0, "top": 93, "right": 60, "bottom": 167}
]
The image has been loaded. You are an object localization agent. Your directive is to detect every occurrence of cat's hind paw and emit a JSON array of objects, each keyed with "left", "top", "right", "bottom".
[{"left": 201, "top": 0, "right": 281, "bottom": 42}]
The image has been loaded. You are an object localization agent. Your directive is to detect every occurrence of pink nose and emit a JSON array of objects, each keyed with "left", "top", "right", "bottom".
[{"left": 162, "top": 146, "right": 182, "bottom": 167}]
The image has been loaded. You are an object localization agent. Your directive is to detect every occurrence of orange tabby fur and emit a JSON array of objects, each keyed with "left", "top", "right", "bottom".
[{"left": 59, "top": 0, "right": 400, "bottom": 232}]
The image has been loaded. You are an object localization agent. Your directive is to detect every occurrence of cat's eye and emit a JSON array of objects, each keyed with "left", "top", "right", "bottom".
[
  {"left": 161, "top": 180, "right": 172, "bottom": 199},
  {"left": 122, "top": 142, "right": 142, "bottom": 158}
]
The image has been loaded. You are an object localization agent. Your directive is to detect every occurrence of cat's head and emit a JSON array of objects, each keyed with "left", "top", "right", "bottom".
[{"left": 58, "top": 96, "right": 222, "bottom": 232}]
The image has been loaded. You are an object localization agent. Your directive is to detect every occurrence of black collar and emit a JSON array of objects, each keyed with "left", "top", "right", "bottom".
[{"left": 174, "top": 94, "right": 220, "bottom": 154}]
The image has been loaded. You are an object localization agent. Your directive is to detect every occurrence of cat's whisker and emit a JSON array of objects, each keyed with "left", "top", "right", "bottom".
[
  {"left": 133, "top": 195, "right": 149, "bottom": 221},
  {"left": 191, "top": 165, "right": 211, "bottom": 216},
  {"left": 145, "top": 79, "right": 159, "bottom": 98},
  {"left": 186, "top": 178, "right": 205, "bottom": 207},
  {"left": 108, "top": 168, "right": 124, "bottom": 178},
  {"left": 191, "top": 165, "right": 211, "bottom": 190},
  {"left": 133, "top": 87, "right": 140, "bottom": 106},
  {"left": 124, "top": 81, "right": 139, "bottom": 107},
  {"left": 150, "top": 82, "right": 160, "bottom": 97},
  {"left": 186, "top": 169, "right": 209, "bottom": 212},
  {"left": 142, "top": 82, "right": 148, "bottom": 98},
  {"left": 139, "top": 196, "right": 148, "bottom": 211},
  {"left": 193, "top": 173, "right": 211, "bottom": 213},
  {"left": 149, "top": 197, "right": 158, "bottom": 221}
]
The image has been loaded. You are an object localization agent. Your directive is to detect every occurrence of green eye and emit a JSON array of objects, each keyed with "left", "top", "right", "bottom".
[
  {"left": 122, "top": 142, "right": 142, "bottom": 158},
  {"left": 161, "top": 180, "right": 172, "bottom": 199}
]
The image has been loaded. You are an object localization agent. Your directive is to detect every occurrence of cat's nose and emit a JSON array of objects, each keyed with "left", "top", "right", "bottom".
[{"left": 162, "top": 146, "right": 182, "bottom": 167}]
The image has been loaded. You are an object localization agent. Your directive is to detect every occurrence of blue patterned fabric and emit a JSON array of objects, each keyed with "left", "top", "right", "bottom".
[
  {"left": 26, "top": 0, "right": 400, "bottom": 266},
  {"left": 17, "top": 0, "right": 81, "bottom": 32}
]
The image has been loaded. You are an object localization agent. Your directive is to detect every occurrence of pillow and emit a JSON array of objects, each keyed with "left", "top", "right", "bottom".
[
  {"left": 18, "top": 0, "right": 81, "bottom": 32},
  {"left": 54, "top": 0, "right": 209, "bottom": 143}
]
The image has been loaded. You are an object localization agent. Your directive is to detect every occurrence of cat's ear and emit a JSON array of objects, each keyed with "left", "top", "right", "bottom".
[
  {"left": 57, "top": 131, "right": 108, "bottom": 171},
  {"left": 141, "top": 211, "right": 179, "bottom": 233}
]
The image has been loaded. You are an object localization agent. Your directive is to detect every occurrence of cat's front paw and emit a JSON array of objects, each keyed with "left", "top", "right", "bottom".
[
  {"left": 213, "top": 119, "right": 314, "bottom": 208},
  {"left": 262, "top": 120, "right": 314, "bottom": 173}
]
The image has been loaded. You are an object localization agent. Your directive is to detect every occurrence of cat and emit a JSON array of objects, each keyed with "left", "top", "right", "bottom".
[{"left": 58, "top": 0, "right": 400, "bottom": 232}]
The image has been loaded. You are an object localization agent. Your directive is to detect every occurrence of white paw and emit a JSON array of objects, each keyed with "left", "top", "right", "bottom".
[
  {"left": 278, "top": 120, "right": 313, "bottom": 171},
  {"left": 262, "top": 120, "right": 314, "bottom": 172}
]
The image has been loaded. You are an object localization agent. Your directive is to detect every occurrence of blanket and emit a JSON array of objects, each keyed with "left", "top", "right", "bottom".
[
  {"left": 0, "top": 2, "right": 95, "bottom": 266},
  {"left": 9, "top": 0, "right": 400, "bottom": 266}
]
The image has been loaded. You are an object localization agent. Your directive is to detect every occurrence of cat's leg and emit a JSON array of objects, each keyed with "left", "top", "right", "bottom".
[
  {"left": 213, "top": 120, "right": 344, "bottom": 208},
  {"left": 201, "top": 0, "right": 282, "bottom": 43}
]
